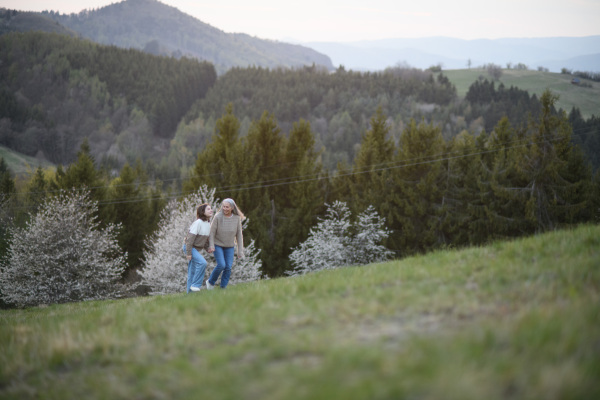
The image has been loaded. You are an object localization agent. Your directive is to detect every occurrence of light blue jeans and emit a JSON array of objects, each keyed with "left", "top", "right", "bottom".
[
  {"left": 183, "top": 244, "right": 207, "bottom": 293},
  {"left": 208, "top": 245, "right": 234, "bottom": 288}
]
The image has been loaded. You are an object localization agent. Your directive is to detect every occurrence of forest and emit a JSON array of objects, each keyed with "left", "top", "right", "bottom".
[{"left": 1, "top": 30, "right": 599, "bottom": 304}]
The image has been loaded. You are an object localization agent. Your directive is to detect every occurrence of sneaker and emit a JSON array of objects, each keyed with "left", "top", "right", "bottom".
[
  {"left": 190, "top": 286, "right": 201, "bottom": 292},
  {"left": 206, "top": 280, "right": 214, "bottom": 290}
]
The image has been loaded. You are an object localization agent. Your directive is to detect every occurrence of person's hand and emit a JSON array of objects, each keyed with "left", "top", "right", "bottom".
[
  {"left": 186, "top": 255, "right": 192, "bottom": 261},
  {"left": 238, "top": 254, "right": 244, "bottom": 259},
  {"left": 208, "top": 247, "right": 214, "bottom": 253}
]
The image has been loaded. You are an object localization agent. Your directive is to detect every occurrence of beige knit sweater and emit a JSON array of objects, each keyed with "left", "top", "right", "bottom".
[
  {"left": 184, "top": 218, "right": 211, "bottom": 257},
  {"left": 209, "top": 212, "right": 244, "bottom": 256}
]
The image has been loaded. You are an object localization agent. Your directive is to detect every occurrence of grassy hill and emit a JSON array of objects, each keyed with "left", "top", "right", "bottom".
[
  {"left": 442, "top": 68, "right": 600, "bottom": 119},
  {"left": 0, "top": 145, "right": 54, "bottom": 176},
  {"left": 1, "top": 224, "right": 598, "bottom": 399}
]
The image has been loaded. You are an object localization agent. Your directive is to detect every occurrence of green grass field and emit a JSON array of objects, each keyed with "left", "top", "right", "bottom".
[
  {"left": 1, "top": 224, "right": 599, "bottom": 399},
  {"left": 442, "top": 68, "right": 600, "bottom": 119},
  {"left": 0, "top": 145, "right": 54, "bottom": 177}
]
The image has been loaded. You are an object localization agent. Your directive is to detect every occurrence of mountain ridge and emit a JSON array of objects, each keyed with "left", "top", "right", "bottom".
[
  {"left": 14, "top": 0, "right": 334, "bottom": 73},
  {"left": 305, "top": 35, "right": 600, "bottom": 72}
]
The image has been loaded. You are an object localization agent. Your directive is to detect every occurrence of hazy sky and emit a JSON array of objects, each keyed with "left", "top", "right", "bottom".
[{"left": 3, "top": 0, "right": 600, "bottom": 42}]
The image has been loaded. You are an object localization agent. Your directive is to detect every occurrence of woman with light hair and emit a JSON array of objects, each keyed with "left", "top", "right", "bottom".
[{"left": 206, "top": 198, "right": 245, "bottom": 289}]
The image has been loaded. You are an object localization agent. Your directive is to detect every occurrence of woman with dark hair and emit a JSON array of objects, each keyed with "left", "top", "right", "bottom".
[
  {"left": 206, "top": 198, "right": 245, "bottom": 290},
  {"left": 183, "top": 203, "right": 213, "bottom": 292}
]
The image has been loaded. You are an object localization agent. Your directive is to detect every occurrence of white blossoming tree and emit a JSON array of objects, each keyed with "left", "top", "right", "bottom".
[
  {"left": 139, "top": 185, "right": 262, "bottom": 295},
  {"left": 0, "top": 190, "right": 129, "bottom": 308},
  {"left": 348, "top": 205, "right": 394, "bottom": 265},
  {"left": 288, "top": 201, "right": 393, "bottom": 276}
]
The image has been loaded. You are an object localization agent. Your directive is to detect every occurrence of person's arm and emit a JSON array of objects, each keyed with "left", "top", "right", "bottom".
[
  {"left": 185, "top": 233, "right": 196, "bottom": 259},
  {"left": 236, "top": 217, "right": 244, "bottom": 258},
  {"left": 208, "top": 215, "right": 218, "bottom": 252}
]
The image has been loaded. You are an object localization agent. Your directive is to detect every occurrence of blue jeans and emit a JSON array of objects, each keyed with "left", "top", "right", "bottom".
[
  {"left": 208, "top": 245, "right": 234, "bottom": 288},
  {"left": 183, "top": 244, "right": 207, "bottom": 293}
]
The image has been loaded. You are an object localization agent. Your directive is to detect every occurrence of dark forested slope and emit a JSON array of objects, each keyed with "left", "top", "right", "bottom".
[
  {"left": 0, "top": 8, "right": 76, "bottom": 36},
  {"left": 0, "top": 31, "right": 216, "bottom": 166}
]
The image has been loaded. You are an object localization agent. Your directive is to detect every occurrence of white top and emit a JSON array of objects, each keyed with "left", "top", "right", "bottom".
[{"left": 189, "top": 219, "right": 211, "bottom": 236}]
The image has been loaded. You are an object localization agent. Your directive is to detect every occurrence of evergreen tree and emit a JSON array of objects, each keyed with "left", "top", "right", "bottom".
[
  {"left": 349, "top": 106, "right": 395, "bottom": 220},
  {"left": 442, "top": 130, "right": 485, "bottom": 245},
  {"left": 272, "top": 119, "right": 326, "bottom": 275},
  {"left": 482, "top": 117, "right": 532, "bottom": 238},
  {"left": 389, "top": 119, "right": 446, "bottom": 254},
  {"left": 25, "top": 166, "right": 48, "bottom": 214},
  {"left": 54, "top": 139, "right": 107, "bottom": 210},
  {"left": 106, "top": 163, "right": 147, "bottom": 274},
  {"left": 0, "top": 157, "right": 15, "bottom": 195},
  {"left": 0, "top": 158, "right": 15, "bottom": 269},
  {"left": 184, "top": 103, "right": 244, "bottom": 193},
  {"left": 237, "top": 111, "right": 286, "bottom": 276},
  {"left": 483, "top": 91, "right": 594, "bottom": 236},
  {"left": 521, "top": 90, "right": 592, "bottom": 231}
]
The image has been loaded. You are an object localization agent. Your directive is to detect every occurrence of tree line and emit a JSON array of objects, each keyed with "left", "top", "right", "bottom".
[
  {"left": 2, "top": 30, "right": 599, "bottom": 185},
  {"left": 1, "top": 90, "right": 598, "bottom": 307}
]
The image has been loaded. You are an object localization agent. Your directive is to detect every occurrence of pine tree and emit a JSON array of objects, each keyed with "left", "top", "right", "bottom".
[
  {"left": 482, "top": 117, "right": 532, "bottom": 238},
  {"left": 272, "top": 119, "right": 326, "bottom": 275},
  {"left": 442, "top": 130, "right": 485, "bottom": 245},
  {"left": 350, "top": 106, "right": 395, "bottom": 217},
  {"left": 184, "top": 103, "right": 243, "bottom": 193},
  {"left": 521, "top": 90, "right": 592, "bottom": 231},
  {"left": 237, "top": 111, "right": 285, "bottom": 276},
  {"left": 25, "top": 166, "right": 49, "bottom": 215},
  {"left": 0, "top": 190, "right": 128, "bottom": 308},
  {"left": 0, "top": 157, "right": 15, "bottom": 196},
  {"left": 53, "top": 139, "right": 107, "bottom": 216},
  {"left": 106, "top": 163, "right": 148, "bottom": 274},
  {"left": 389, "top": 119, "right": 446, "bottom": 254}
]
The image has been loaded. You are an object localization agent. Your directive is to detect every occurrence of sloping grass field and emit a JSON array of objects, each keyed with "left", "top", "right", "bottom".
[
  {"left": 1, "top": 224, "right": 599, "bottom": 399},
  {"left": 0, "top": 145, "right": 54, "bottom": 177},
  {"left": 442, "top": 69, "right": 600, "bottom": 119}
]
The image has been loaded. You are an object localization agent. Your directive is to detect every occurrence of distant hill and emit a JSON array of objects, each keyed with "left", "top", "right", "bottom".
[
  {"left": 440, "top": 68, "right": 600, "bottom": 119},
  {"left": 42, "top": 0, "right": 334, "bottom": 73},
  {"left": 305, "top": 36, "right": 600, "bottom": 73},
  {"left": 0, "top": 8, "right": 76, "bottom": 36}
]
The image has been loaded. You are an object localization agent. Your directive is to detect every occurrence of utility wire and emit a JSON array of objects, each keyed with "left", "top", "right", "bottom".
[{"left": 2, "top": 126, "right": 596, "bottom": 212}]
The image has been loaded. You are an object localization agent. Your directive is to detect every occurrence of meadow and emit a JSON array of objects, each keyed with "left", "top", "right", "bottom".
[
  {"left": 1, "top": 224, "right": 599, "bottom": 400},
  {"left": 442, "top": 68, "right": 600, "bottom": 119},
  {"left": 0, "top": 145, "right": 55, "bottom": 176}
]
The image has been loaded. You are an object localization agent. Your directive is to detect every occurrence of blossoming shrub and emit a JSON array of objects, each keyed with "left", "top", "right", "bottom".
[
  {"left": 0, "top": 190, "right": 128, "bottom": 308},
  {"left": 288, "top": 201, "right": 392, "bottom": 276}
]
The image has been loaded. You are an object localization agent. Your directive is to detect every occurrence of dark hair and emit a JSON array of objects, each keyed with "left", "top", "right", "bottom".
[{"left": 197, "top": 203, "right": 211, "bottom": 221}]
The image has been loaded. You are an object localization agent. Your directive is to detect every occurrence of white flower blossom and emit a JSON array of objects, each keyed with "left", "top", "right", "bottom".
[
  {"left": 288, "top": 201, "right": 393, "bottom": 276},
  {"left": 0, "top": 190, "right": 128, "bottom": 308},
  {"left": 138, "top": 185, "right": 262, "bottom": 294}
]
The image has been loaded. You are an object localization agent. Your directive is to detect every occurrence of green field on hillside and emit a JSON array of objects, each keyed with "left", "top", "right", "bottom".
[
  {"left": 442, "top": 68, "right": 600, "bottom": 119},
  {"left": 0, "top": 145, "right": 54, "bottom": 177},
  {"left": 1, "top": 224, "right": 598, "bottom": 400}
]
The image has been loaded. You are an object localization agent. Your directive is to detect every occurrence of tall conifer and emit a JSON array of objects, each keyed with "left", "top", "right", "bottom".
[
  {"left": 350, "top": 107, "right": 395, "bottom": 218},
  {"left": 389, "top": 119, "right": 446, "bottom": 254}
]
